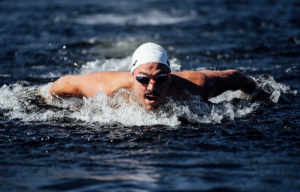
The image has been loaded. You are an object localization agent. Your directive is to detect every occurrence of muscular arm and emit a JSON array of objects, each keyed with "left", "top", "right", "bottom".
[
  {"left": 48, "top": 72, "right": 132, "bottom": 99},
  {"left": 172, "top": 70, "right": 256, "bottom": 100},
  {"left": 48, "top": 72, "right": 96, "bottom": 98},
  {"left": 201, "top": 70, "right": 256, "bottom": 99},
  {"left": 48, "top": 69, "right": 255, "bottom": 101}
]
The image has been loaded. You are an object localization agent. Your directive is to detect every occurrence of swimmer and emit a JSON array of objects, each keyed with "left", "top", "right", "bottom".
[{"left": 47, "top": 42, "right": 256, "bottom": 111}]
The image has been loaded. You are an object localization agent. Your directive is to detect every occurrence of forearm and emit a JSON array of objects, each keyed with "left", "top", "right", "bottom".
[
  {"left": 204, "top": 70, "right": 256, "bottom": 98},
  {"left": 226, "top": 70, "right": 256, "bottom": 93}
]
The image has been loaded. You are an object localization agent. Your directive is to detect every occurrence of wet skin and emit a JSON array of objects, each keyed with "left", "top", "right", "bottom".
[
  {"left": 48, "top": 62, "right": 256, "bottom": 111},
  {"left": 131, "top": 62, "right": 171, "bottom": 111}
]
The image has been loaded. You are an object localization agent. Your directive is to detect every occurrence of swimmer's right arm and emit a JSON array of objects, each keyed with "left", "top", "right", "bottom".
[
  {"left": 48, "top": 75, "right": 86, "bottom": 98},
  {"left": 47, "top": 72, "right": 129, "bottom": 99},
  {"left": 48, "top": 72, "right": 102, "bottom": 99}
]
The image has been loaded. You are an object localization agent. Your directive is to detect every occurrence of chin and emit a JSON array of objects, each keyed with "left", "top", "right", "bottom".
[
  {"left": 144, "top": 103, "right": 160, "bottom": 111},
  {"left": 143, "top": 99, "right": 161, "bottom": 111}
]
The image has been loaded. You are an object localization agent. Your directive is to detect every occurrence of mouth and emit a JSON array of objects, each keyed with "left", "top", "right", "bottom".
[{"left": 145, "top": 95, "right": 158, "bottom": 104}]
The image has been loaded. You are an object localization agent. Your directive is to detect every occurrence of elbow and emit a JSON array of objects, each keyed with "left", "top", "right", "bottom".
[
  {"left": 231, "top": 70, "right": 256, "bottom": 94},
  {"left": 49, "top": 76, "right": 70, "bottom": 96}
]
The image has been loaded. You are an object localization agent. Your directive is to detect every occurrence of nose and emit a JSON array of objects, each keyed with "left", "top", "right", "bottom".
[{"left": 147, "top": 80, "right": 157, "bottom": 91}]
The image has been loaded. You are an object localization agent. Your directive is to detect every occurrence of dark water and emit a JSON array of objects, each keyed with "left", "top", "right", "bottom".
[{"left": 1, "top": 0, "right": 300, "bottom": 191}]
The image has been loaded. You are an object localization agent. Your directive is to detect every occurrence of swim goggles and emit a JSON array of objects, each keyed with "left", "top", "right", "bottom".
[{"left": 134, "top": 71, "right": 169, "bottom": 84}]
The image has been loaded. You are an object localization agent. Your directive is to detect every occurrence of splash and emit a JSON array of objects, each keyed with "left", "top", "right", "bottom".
[
  {"left": 0, "top": 84, "right": 253, "bottom": 126},
  {"left": 209, "top": 75, "right": 297, "bottom": 104},
  {"left": 37, "top": 86, "right": 259, "bottom": 126},
  {"left": 0, "top": 74, "right": 296, "bottom": 126},
  {"left": 254, "top": 75, "right": 297, "bottom": 103},
  {"left": 77, "top": 56, "right": 181, "bottom": 74}
]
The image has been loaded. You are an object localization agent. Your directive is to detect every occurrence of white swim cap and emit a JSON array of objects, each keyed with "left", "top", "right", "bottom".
[{"left": 131, "top": 42, "right": 171, "bottom": 74}]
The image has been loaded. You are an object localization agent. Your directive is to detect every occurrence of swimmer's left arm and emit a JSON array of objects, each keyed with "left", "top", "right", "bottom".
[
  {"left": 172, "top": 70, "right": 256, "bottom": 100},
  {"left": 200, "top": 70, "right": 256, "bottom": 100}
]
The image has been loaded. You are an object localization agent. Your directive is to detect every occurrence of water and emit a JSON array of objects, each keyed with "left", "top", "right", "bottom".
[{"left": 1, "top": 0, "right": 300, "bottom": 191}]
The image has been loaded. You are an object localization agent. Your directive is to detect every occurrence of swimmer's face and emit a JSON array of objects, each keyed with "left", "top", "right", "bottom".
[{"left": 131, "top": 62, "right": 171, "bottom": 111}]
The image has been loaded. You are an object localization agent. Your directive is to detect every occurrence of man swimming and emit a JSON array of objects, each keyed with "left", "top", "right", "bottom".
[{"left": 48, "top": 42, "right": 256, "bottom": 111}]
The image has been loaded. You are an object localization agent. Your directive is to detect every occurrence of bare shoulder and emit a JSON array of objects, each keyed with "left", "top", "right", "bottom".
[
  {"left": 173, "top": 71, "right": 206, "bottom": 77},
  {"left": 172, "top": 69, "right": 241, "bottom": 83},
  {"left": 172, "top": 71, "right": 206, "bottom": 85},
  {"left": 48, "top": 71, "right": 132, "bottom": 99},
  {"left": 78, "top": 71, "right": 132, "bottom": 97},
  {"left": 169, "top": 71, "right": 207, "bottom": 97}
]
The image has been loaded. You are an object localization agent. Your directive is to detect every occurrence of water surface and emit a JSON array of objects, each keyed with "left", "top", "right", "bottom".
[{"left": 0, "top": 0, "right": 300, "bottom": 191}]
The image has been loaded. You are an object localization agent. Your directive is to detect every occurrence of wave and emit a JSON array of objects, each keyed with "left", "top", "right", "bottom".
[{"left": 1, "top": 74, "right": 296, "bottom": 126}]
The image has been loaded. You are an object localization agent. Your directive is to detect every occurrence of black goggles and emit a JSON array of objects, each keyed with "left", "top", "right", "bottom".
[{"left": 134, "top": 71, "right": 169, "bottom": 85}]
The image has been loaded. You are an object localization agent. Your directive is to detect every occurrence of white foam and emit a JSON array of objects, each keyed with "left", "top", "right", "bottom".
[
  {"left": 40, "top": 83, "right": 83, "bottom": 109},
  {"left": 28, "top": 72, "right": 64, "bottom": 79},
  {"left": 1, "top": 75, "right": 296, "bottom": 126},
  {"left": 1, "top": 84, "right": 256, "bottom": 126},
  {"left": 0, "top": 84, "right": 22, "bottom": 110},
  {"left": 253, "top": 75, "right": 297, "bottom": 103},
  {"left": 210, "top": 75, "right": 297, "bottom": 104},
  {"left": 77, "top": 56, "right": 181, "bottom": 74},
  {"left": 79, "top": 57, "right": 132, "bottom": 74},
  {"left": 72, "top": 10, "right": 197, "bottom": 26},
  {"left": 270, "top": 89, "right": 281, "bottom": 103},
  {"left": 209, "top": 90, "right": 244, "bottom": 103},
  {"left": 7, "top": 109, "right": 65, "bottom": 122},
  {"left": 83, "top": 37, "right": 151, "bottom": 57},
  {"left": 255, "top": 75, "right": 296, "bottom": 94},
  {"left": 42, "top": 88, "right": 257, "bottom": 126}
]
